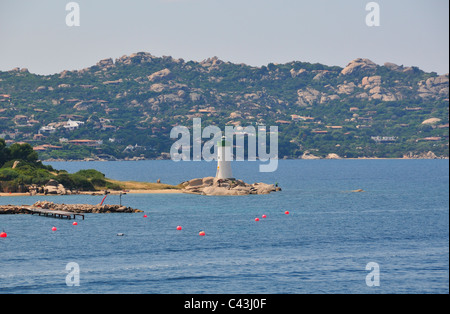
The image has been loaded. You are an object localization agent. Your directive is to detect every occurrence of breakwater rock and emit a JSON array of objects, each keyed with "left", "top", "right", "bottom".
[
  {"left": 0, "top": 201, "right": 143, "bottom": 215},
  {"left": 181, "top": 177, "right": 281, "bottom": 196},
  {"left": 0, "top": 206, "right": 30, "bottom": 215}
]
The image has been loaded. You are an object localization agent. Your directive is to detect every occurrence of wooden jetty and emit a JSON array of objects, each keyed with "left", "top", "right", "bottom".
[{"left": 27, "top": 207, "right": 85, "bottom": 220}]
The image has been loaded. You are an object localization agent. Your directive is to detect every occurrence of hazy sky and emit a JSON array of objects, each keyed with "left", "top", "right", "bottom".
[{"left": 0, "top": 0, "right": 448, "bottom": 75}]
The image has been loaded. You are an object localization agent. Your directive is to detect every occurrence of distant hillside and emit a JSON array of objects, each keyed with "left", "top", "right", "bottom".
[{"left": 0, "top": 53, "right": 448, "bottom": 160}]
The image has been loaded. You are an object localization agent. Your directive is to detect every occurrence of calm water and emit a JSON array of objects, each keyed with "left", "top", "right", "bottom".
[{"left": 0, "top": 160, "right": 448, "bottom": 294}]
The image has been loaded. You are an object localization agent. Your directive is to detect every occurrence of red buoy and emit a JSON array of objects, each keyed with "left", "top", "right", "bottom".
[
  {"left": 143, "top": 214, "right": 148, "bottom": 218},
  {"left": 52, "top": 227, "right": 57, "bottom": 231},
  {"left": 285, "top": 211, "right": 290, "bottom": 215},
  {"left": 199, "top": 231, "right": 206, "bottom": 236},
  {"left": 177, "top": 226, "right": 182, "bottom": 231},
  {"left": 262, "top": 214, "right": 267, "bottom": 219},
  {"left": 0, "top": 232, "right": 7, "bottom": 238},
  {"left": 255, "top": 218, "right": 260, "bottom": 222},
  {"left": 73, "top": 222, "right": 78, "bottom": 226}
]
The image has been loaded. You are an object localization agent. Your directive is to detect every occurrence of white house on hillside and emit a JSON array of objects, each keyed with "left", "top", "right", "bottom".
[
  {"left": 39, "top": 125, "right": 56, "bottom": 134},
  {"left": 63, "top": 119, "right": 85, "bottom": 131}
]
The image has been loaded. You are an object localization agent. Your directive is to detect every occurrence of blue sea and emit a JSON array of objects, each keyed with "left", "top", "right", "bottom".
[{"left": 0, "top": 160, "right": 448, "bottom": 294}]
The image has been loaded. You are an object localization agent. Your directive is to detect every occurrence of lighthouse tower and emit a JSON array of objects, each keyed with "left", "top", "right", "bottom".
[{"left": 216, "top": 136, "right": 233, "bottom": 179}]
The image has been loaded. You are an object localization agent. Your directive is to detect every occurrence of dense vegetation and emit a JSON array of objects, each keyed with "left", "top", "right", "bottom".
[
  {"left": 0, "top": 139, "right": 118, "bottom": 192},
  {"left": 0, "top": 53, "right": 448, "bottom": 160}
]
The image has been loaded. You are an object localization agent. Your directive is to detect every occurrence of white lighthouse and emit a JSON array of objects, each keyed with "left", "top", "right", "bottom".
[{"left": 216, "top": 136, "right": 233, "bottom": 179}]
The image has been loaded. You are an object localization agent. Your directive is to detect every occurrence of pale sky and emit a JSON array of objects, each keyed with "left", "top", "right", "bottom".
[{"left": 0, "top": 0, "right": 448, "bottom": 75}]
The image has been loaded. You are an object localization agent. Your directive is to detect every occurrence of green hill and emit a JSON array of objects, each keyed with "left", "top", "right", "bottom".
[{"left": 0, "top": 53, "right": 448, "bottom": 159}]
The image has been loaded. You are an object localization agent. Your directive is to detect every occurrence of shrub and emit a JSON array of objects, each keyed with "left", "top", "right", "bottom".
[
  {"left": 90, "top": 177, "right": 108, "bottom": 188},
  {"left": 0, "top": 168, "right": 19, "bottom": 181},
  {"left": 74, "top": 169, "right": 106, "bottom": 180},
  {"left": 55, "top": 173, "right": 76, "bottom": 190},
  {"left": 69, "top": 175, "right": 95, "bottom": 191}
]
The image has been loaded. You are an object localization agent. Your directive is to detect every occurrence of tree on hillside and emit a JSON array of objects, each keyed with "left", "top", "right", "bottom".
[
  {"left": 4, "top": 142, "right": 39, "bottom": 165},
  {"left": 0, "top": 138, "right": 10, "bottom": 167}
]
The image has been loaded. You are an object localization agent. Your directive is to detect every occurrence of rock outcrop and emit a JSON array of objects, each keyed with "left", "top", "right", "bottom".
[
  {"left": 383, "top": 62, "right": 403, "bottom": 72},
  {"left": 421, "top": 118, "right": 442, "bottom": 125},
  {"left": 297, "top": 88, "right": 321, "bottom": 106},
  {"left": 341, "top": 58, "right": 377, "bottom": 76},
  {"left": 180, "top": 177, "right": 281, "bottom": 196},
  {"left": 115, "top": 52, "right": 154, "bottom": 65},
  {"left": 417, "top": 75, "right": 449, "bottom": 99},
  {"left": 403, "top": 151, "right": 440, "bottom": 159},
  {"left": 290, "top": 68, "right": 307, "bottom": 78},
  {"left": 0, "top": 201, "right": 143, "bottom": 215},
  {"left": 32, "top": 201, "right": 142, "bottom": 213},
  {"left": 0, "top": 206, "right": 30, "bottom": 215},
  {"left": 301, "top": 151, "right": 321, "bottom": 159},
  {"left": 96, "top": 58, "right": 115, "bottom": 69},
  {"left": 148, "top": 68, "right": 172, "bottom": 82},
  {"left": 43, "top": 180, "right": 67, "bottom": 195},
  {"left": 325, "top": 153, "right": 341, "bottom": 159}
]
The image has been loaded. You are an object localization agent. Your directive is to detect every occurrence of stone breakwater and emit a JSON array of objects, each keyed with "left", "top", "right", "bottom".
[
  {"left": 181, "top": 177, "right": 282, "bottom": 196},
  {"left": 0, "top": 201, "right": 143, "bottom": 215}
]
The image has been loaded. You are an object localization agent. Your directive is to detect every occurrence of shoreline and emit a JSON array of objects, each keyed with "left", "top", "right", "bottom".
[
  {"left": 0, "top": 201, "right": 143, "bottom": 215},
  {"left": 42, "top": 156, "right": 449, "bottom": 162},
  {"left": 0, "top": 189, "right": 183, "bottom": 197}
]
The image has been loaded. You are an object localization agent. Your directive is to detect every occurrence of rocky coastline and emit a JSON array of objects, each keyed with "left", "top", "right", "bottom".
[
  {"left": 181, "top": 177, "right": 281, "bottom": 196},
  {"left": 0, "top": 201, "right": 143, "bottom": 215},
  {"left": 41, "top": 151, "right": 448, "bottom": 163}
]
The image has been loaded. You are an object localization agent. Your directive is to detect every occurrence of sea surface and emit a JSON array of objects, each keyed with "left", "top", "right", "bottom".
[{"left": 0, "top": 160, "right": 448, "bottom": 294}]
